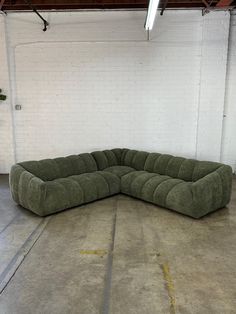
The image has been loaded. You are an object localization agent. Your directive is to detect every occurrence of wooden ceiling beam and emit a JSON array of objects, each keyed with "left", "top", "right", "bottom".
[
  {"left": 216, "top": 0, "right": 234, "bottom": 6},
  {"left": 1, "top": 0, "right": 235, "bottom": 10},
  {"left": 0, "top": 0, "right": 6, "bottom": 10}
]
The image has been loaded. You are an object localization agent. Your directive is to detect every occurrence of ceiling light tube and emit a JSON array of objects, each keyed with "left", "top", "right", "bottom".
[{"left": 145, "top": 0, "right": 160, "bottom": 31}]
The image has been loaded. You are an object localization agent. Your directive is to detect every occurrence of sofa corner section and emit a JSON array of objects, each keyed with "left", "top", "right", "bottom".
[
  {"left": 9, "top": 164, "right": 25, "bottom": 204},
  {"left": 216, "top": 165, "right": 233, "bottom": 207},
  {"left": 165, "top": 182, "right": 198, "bottom": 218},
  {"left": 10, "top": 164, "right": 46, "bottom": 216},
  {"left": 191, "top": 165, "right": 233, "bottom": 218}
]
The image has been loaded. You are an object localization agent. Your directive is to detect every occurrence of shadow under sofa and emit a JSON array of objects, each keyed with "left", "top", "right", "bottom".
[{"left": 10, "top": 148, "right": 233, "bottom": 218}]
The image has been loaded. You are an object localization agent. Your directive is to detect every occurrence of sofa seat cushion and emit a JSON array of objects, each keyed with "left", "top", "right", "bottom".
[
  {"left": 38, "top": 171, "right": 120, "bottom": 216},
  {"left": 121, "top": 171, "right": 194, "bottom": 214},
  {"left": 104, "top": 166, "right": 135, "bottom": 178}
]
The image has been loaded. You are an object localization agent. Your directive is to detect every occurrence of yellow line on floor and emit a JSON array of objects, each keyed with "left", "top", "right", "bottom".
[
  {"left": 79, "top": 249, "right": 107, "bottom": 257},
  {"left": 161, "top": 263, "right": 176, "bottom": 314}
]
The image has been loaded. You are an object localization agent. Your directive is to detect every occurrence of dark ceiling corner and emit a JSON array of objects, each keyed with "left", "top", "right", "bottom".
[{"left": 1, "top": 0, "right": 236, "bottom": 12}]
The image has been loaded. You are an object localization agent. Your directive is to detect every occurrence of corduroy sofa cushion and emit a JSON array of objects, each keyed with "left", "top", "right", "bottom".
[
  {"left": 104, "top": 166, "right": 135, "bottom": 178},
  {"left": 91, "top": 149, "right": 123, "bottom": 170},
  {"left": 19, "top": 153, "right": 97, "bottom": 181},
  {"left": 10, "top": 148, "right": 233, "bottom": 218},
  {"left": 121, "top": 149, "right": 149, "bottom": 170},
  {"left": 10, "top": 165, "right": 120, "bottom": 216},
  {"left": 144, "top": 153, "right": 223, "bottom": 182}
]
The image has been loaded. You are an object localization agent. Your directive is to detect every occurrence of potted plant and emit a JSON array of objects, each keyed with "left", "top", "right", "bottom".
[{"left": 0, "top": 89, "right": 7, "bottom": 101}]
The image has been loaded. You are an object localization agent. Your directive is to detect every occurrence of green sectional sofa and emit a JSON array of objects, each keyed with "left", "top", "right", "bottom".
[{"left": 10, "top": 149, "right": 233, "bottom": 218}]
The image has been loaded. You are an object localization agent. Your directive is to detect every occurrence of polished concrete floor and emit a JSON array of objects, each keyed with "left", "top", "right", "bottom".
[{"left": 0, "top": 174, "right": 236, "bottom": 314}]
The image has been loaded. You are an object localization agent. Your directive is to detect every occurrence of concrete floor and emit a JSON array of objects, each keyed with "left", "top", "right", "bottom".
[{"left": 0, "top": 175, "right": 236, "bottom": 314}]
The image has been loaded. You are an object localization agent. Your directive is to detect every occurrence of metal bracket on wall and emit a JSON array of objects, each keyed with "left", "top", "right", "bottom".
[
  {"left": 160, "top": 0, "right": 169, "bottom": 15},
  {"left": 23, "top": 0, "right": 49, "bottom": 31},
  {"left": 202, "top": 0, "right": 234, "bottom": 15},
  {"left": 202, "top": 0, "right": 210, "bottom": 15}
]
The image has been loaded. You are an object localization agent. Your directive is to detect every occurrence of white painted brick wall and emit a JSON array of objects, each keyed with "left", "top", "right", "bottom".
[
  {"left": 0, "top": 14, "right": 14, "bottom": 173},
  {"left": 196, "top": 12, "right": 230, "bottom": 162},
  {"left": 221, "top": 13, "right": 236, "bottom": 170},
  {"left": 0, "top": 10, "right": 235, "bottom": 173}
]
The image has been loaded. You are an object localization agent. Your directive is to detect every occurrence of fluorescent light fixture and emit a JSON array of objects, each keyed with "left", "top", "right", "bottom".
[{"left": 145, "top": 0, "right": 160, "bottom": 30}]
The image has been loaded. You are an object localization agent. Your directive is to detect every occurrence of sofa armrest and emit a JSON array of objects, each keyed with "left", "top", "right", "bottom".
[
  {"left": 191, "top": 165, "right": 232, "bottom": 218},
  {"left": 10, "top": 164, "right": 46, "bottom": 216}
]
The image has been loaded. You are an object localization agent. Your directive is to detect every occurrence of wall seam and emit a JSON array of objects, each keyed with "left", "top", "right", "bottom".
[
  {"left": 219, "top": 12, "right": 232, "bottom": 166},
  {"left": 194, "top": 15, "right": 205, "bottom": 160},
  {"left": 3, "top": 13, "right": 17, "bottom": 166}
]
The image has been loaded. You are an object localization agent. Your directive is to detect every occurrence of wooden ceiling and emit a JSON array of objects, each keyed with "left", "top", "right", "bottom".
[{"left": 1, "top": 0, "right": 235, "bottom": 10}]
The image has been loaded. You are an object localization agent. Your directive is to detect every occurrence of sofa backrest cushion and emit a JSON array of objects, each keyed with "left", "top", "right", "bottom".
[
  {"left": 144, "top": 153, "right": 222, "bottom": 181},
  {"left": 121, "top": 149, "right": 149, "bottom": 170},
  {"left": 18, "top": 148, "right": 222, "bottom": 182},
  {"left": 19, "top": 153, "right": 97, "bottom": 181},
  {"left": 91, "top": 149, "right": 122, "bottom": 170}
]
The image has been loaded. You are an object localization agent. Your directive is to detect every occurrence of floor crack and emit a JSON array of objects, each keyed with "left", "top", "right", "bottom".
[
  {"left": 0, "top": 216, "right": 51, "bottom": 294},
  {"left": 101, "top": 197, "right": 118, "bottom": 314}
]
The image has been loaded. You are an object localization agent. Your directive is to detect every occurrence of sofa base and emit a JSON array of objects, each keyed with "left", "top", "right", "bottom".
[{"left": 16, "top": 192, "right": 228, "bottom": 219}]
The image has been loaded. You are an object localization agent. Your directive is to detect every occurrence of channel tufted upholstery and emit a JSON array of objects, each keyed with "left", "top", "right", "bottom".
[
  {"left": 19, "top": 153, "right": 98, "bottom": 181},
  {"left": 10, "top": 148, "right": 233, "bottom": 218},
  {"left": 103, "top": 166, "right": 135, "bottom": 178},
  {"left": 143, "top": 153, "right": 224, "bottom": 182}
]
